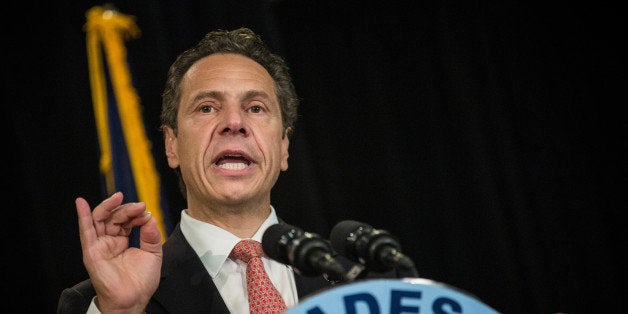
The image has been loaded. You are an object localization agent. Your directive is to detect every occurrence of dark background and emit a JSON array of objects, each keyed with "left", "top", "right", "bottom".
[{"left": 6, "top": 1, "right": 624, "bottom": 313}]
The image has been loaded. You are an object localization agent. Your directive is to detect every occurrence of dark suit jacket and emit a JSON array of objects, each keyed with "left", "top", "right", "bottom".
[{"left": 57, "top": 223, "right": 395, "bottom": 313}]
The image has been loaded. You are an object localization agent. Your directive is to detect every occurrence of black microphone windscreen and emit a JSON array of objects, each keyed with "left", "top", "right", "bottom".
[
  {"left": 330, "top": 220, "right": 371, "bottom": 257},
  {"left": 261, "top": 223, "right": 298, "bottom": 264}
]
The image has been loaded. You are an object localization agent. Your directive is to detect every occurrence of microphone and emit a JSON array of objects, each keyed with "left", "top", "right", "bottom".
[
  {"left": 330, "top": 220, "right": 418, "bottom": 277},
  {"left": 262, "top": 223, "right": 347, "bottom": 281}
]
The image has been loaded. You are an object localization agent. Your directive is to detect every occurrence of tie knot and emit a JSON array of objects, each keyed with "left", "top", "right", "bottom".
[{"left": 231, "top": 239, "right": 264, "bottom": 263}]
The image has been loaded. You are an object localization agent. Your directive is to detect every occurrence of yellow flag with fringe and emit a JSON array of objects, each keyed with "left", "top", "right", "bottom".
[{"left": 84, "top": 6, "right": 168, "bottom": 244}]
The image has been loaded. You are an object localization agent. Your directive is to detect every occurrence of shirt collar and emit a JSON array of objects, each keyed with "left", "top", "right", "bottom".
[{"left": 179, "top": 206, "right": 280, "bottom": 278}]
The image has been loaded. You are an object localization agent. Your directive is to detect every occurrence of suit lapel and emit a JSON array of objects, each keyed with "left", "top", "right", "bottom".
[
  {"left": 151, "top": 225, "right": 230, "bottom": 314},
  {"left": 295, "top": 272, "right": 335, "bottom": 299}
]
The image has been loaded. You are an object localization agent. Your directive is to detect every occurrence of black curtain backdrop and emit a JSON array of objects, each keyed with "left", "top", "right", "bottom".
[{"left": 7, "top": 1, "right": 624, "bottom": 313}]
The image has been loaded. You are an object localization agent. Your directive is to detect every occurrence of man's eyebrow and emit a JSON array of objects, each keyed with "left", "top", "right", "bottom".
[
  {"left": 191, "top": 90, "right": 270, "bottom": 102},
  {"left": 242, "top": 90, "right": 271, "bottom": 100},
  {"left": 192, "top": 90, "right": 223, "bottom": 102}
]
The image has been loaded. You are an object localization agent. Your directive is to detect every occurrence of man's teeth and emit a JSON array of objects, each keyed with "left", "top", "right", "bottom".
[{"left": 218, "top": 162, "right": 247, "bottom": 170}]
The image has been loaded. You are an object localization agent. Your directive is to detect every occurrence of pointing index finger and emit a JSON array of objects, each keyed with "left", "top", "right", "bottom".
[{"left": 76, "top": 196, "right": 97, "bottom": 249}]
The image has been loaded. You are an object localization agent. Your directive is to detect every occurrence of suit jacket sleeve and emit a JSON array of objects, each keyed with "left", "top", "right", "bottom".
[{"left": 57, "top": 279, "right": 95, "bottom": 314}]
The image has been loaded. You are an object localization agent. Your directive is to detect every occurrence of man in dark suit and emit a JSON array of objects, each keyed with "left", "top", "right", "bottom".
[{"left": 57, "top": 27, "right": 398, "bottom": 314}]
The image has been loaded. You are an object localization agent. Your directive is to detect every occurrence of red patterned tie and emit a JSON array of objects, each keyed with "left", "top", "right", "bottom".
[{"left": 231, "top": 239, "right": 287, "bottom": 313}]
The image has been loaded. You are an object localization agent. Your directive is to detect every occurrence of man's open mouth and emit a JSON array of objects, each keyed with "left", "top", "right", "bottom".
[{"left": 215, "top": 154, "right": 252, "bottom": 170}]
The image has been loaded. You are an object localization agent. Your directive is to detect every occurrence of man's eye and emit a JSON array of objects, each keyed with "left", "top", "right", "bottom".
[
  {"left": 200, "top": 105, "right": 213, "bottom": 113},
  {"left": 249, "top": 105, "right": 262, "bottom": 113}
]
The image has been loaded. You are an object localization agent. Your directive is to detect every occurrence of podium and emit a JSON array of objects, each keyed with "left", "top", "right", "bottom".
[{"left": 287, "top": 277, "right": 500, "bottom": 314}]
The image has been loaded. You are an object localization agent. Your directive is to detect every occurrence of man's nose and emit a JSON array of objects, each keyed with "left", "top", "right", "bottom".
[{"left": 220, "top": 107, "right": 247, "bottom": 135}]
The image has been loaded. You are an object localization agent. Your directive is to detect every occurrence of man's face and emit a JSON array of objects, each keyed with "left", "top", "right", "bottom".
[{"left": 164, "top": 53, "right": 289, "bottom": 209}]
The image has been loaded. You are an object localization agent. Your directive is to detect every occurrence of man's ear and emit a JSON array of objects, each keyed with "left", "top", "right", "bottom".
[
  {"left": 280, "top": 129, "right": 290, "bottom": 171},
  {"left": 163, "top": 126, "right": 180, "bottom": 169}
]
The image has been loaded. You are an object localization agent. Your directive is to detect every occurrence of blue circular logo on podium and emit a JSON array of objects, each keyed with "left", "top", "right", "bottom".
[{"left": 287, "top": 278, "right": 499, "bottom": 314}]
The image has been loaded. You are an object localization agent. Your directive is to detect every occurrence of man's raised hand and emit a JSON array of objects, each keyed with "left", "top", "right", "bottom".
[{"left": 76, "top": 191, "right": 163, "bottom": 313}]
